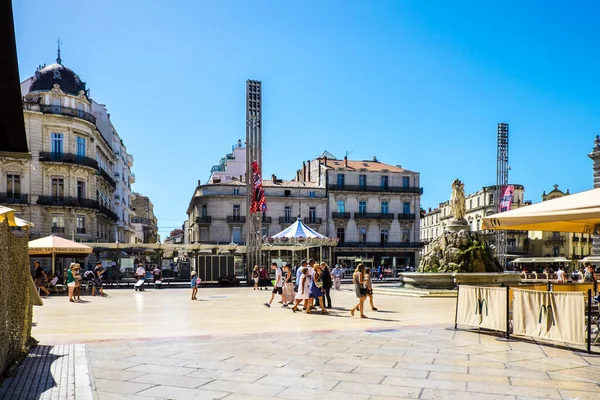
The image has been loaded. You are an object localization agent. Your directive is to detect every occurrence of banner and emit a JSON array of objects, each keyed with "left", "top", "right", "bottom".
[
  {"left": 499, "top": 185, "right": 515, "bottom": 212},
  {"left": 250, "top": 160, "right": 267, "bottom": 214},
  {"left": 456, "top": 286, "right": 507, "bottom": 332},
  {"left": 512, "top": 289, "right": 586, "bottom": 345}
]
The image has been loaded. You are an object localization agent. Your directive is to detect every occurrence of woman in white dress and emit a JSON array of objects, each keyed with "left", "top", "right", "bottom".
[{"left": 292, "top": 267, "right": 311, "bottom": 313}]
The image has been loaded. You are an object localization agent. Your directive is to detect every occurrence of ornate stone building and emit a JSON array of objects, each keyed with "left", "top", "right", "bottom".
[
  {"left": 589, "top": 135, "right": 600, "bottom": 255},
  {"left": 297, "top": 154, "right": 423, "bottom": 269},
  {"left": 131, "top": 193, "right": 159, "bottom": 244},
  {"left": 0, "top": 53, "right": 133, "bottom": 241}
]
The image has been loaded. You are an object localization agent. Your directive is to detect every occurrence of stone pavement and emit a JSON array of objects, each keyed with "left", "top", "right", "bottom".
[{"left": 3, "top": 285, "right": 600, "bottom": 399}]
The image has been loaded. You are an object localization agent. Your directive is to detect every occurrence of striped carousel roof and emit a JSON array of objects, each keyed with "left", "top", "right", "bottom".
[{"left": 271, "top": 218, "right": 326, "bottom": 239}]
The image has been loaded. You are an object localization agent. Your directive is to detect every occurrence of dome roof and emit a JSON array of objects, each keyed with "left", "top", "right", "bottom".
[{"left": 29, "top": 63, "right": 87, "bottom": 96}]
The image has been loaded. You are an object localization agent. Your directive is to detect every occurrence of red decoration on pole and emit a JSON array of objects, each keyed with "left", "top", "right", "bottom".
[{"left": 250, "top": 160, "right": 267, "bottom": 214}]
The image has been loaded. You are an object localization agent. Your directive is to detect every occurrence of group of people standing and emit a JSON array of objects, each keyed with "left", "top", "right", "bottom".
[
  {"left": 261, "top": 259, "right": 377, "bottom": 318},
  {"left": 66, "top": 261, "right": 106, "bottom": 302}
]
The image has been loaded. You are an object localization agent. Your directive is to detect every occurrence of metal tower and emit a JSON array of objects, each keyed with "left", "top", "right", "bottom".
[
  {"left": 245, "top": 80, "right": 263, "bottom": 279},
  {"left": 495, "top": 123, "right": 509, "bottom": 269}
]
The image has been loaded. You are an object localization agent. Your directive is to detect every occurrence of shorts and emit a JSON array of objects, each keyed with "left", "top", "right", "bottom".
[
  {"left": 94, "top": 279, "right": 103, "bottom": 289},
  {"left": 68, "top": 282, "right": 76, "bottom": 287},
  {"left": 34, "top": 277, "right": 44, "bottom": 288},
  {"left": 272, "top": 287, "right": 283, "bottom": 294}
]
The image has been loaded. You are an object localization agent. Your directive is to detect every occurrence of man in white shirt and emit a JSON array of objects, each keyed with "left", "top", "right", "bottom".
[
  {"left": 556, "top": 266, "right": 565, "bottom": 283},
  {"left": 264, "top": 262, "right": 283, "bottom": 308}
]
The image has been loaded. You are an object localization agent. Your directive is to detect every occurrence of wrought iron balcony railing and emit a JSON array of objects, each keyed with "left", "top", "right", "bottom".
[
  {"left": 51, "top": 226, "right": 65, "bottom": 233},
  {"left": 279, "top": 216, "right": 295, "bottom": 224},
  {"left": 328, "top": 184, "right": 423, "bottom": 195},
  {"left": 304, "top": 217, "right": 322, "bottom": 225},
  {"left": 98, "top": 168, "right": 117, "bottom": 188},
  {"left": 37, "top": 195, "right": 98, "bottom": 210},
  {"left": 227, "top": 215, "right": 246, "bottom": 223},
  {"left": 39, "top": 151, "right": 98, "bottom": 170},
  {"left": 24, "top": 102, "right": 97, "bottom": 124},
  {"left": 0, "top": 193, "right": 28, "bottom": 205},
  {"left": 397, "top": 213, "right": 416, "bottom": 220},
  {"left": 354, "top": 212, "right": 395, "bottom": 220},
  {"left": 195, "top": 216, "right": 212, "bottom": 224},
  {"left": 332, "top": 212, "right": 351, "bottom": 219},
  {"left": 338, "top": 241, "right": 425, "bottom": 248}
]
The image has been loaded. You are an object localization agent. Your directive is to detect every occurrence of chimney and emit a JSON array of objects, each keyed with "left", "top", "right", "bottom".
[
  {"left": 344, "top": 155, "right": 348, "bottom": 167},
  {"left": 237, "top": 139, "right": 242, "bottom": 147},
  {"left": 307, "top": 160, "right": 311, "bottom": 181},
  {"left": 323, "top": 156, "right": 327, "bottom": 166},
  {"left": 239, "top": 175, "right": 242, "bottom": 182},
  {"left": 373, "top": 156, "right": 377, "bottom": 162},
  {"left": 303, "top": 161, "right": 306, "bottom": 181},
  {"left": 197, "top": 180, "right": 201, "bottom": 186},
  {"left": 271, "top": 174, "right": 276, "bottom": 183}
]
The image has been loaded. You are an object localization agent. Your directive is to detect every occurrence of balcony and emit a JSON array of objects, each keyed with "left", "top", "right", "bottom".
[
  {"left": 76, "top": 228, "right": 86, "bottom": 234},
  {"left": 0, "top": 193, "right": 28, "bottom": 205},
  {"left": 132, "top": 216, "right": 153, "bottom": 225},
  {"left": 98, "top": 204, "right": 118, "bottom": 221},
  {"left": 545, "top": 236, "right": 565, "bottom": 246},
  {"left": 279, "top": 216, "right": 295, "bottom": 224},
  {"left": 98, "top": 168, "right": 117, "bottom": 188},
  {"left": 354, "top": 212, "right": 395, "bottom": 220},
  {"left": 195, "top": 216, "right": 212, "bottom": 224},
  {"left": 24, "top": 102, "right": 96, "bottom": 125},
  {"left": 261, "top": 216, "right": 272, "bottom": 224},
  {"left": 304, "top": 217, "right": 322, "bottom": 225},
  {"left": 129, "top": 172, "right": 136, "bottom": 183},
  {"left": 37, "top": 195, "right": 98, "bottom": 210},
  {"left": 328, "top": 184, "right": 423, "bottom": 195},
  {"left": 51, "top": 226, "right": 65, "bottom": 234},
  {"left": 39, "top": 151, "right": 98, "bottom": 170},
  {"left": 332, "top": 212, "right": 351, "bottom": 219},
  {"left": 338, "top": 241, "right": 425, "bottom": 248},
  {"left": 227, "top": 215, "right": 246, "bottom": 223},
  {"left": 397, "top": 213, "right": 416, "bottom": 220}
]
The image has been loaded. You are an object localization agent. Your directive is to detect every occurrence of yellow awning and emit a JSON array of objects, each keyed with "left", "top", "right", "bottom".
[
  {"left": 482, "top": 187, "right": 600, "bottom": 234},
  {"left": 0, "top": 205, "right": 33, "bottom": 227}
]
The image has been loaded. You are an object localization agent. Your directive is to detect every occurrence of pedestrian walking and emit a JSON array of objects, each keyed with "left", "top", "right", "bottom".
[
  {"left": 252, "top": 265, "right": 259, "bottom": 290},
  {"left": 73, "top": 263, "right": 82, "bottom": 302},
  {"left": 309, "top": 264, "right": 329, "bottom": 314},
  {"left": 282, "top": 264, "right": 295, "bottom": 306},
  {"left": 32, "top": 260, "right": 50, "bottom": 297},
  {"left": 321, "top": 262, "right": 332, "bottom": 309},
  {"left": 556, "top": 265, "right": 566, "bottom": 283},
  {"left": 350, "top": 264, "right": 368, "bottom": 318},
  {"left": 67, "top": 263, "right": 77, "bottom": 303},
  {"left": 91, "top": 261, "right": 106, "bottom": 297},
  {"left": 258, "top": 265, "right": 269, "bottom": 290},
  {"left": 152, "top": 265, "right": 161, "bottom": 283},
  {"left": 264, "top": 262, "right": 283, "bottom": 308},
  {"left": 365, "top": 267, "right": 378, "bottom": 311},
  {"left": 135, "top": 264, "right": 146, "bottom": 291},
  {"left": 295, "top": 260, "right": 308, "bottom": 292},
  {"left": 292, "top": 267, "right": 311, "bottom": 313},
  {"left": 332, "top": 264, "right": 342, "bottom": 291},
  {"left": 190, "top": 271, "right": 199, "bottom": 300}
]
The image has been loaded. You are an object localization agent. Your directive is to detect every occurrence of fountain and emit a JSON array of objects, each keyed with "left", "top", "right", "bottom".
[{"left": 398, "top": 179, "right": 521, "bottom": 292}]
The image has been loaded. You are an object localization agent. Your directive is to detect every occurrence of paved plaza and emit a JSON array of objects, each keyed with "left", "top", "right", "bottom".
[{"left": 2, "top": 286, "right": 600, "bottom": 399}]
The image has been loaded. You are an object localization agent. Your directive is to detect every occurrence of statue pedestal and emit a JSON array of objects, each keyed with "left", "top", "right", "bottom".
[{"left": 447, "top": 219, "right": 470, "bottom": 233}]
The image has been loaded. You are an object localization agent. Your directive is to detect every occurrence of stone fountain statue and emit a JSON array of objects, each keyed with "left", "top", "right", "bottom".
[{"left": 418, "top": 179, "right": 501, "bottom": 273}]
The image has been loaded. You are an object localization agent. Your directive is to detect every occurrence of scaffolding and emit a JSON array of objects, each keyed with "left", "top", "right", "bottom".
[{"left": 496, "top": 122, "right": 509, "bottom": 269}]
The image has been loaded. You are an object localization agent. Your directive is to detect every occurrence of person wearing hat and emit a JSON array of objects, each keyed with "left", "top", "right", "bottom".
[
  {"left": 73, "top": 263, "right": 83, "bottom": 302},
  {"left": 190, "top": 271, "right": 199, "bottom": 300},
  {"left": 67, "top": 263, "right": 77, "bottom": 303},
  {"left": 92, "top": 261, "right": 106, "bottom": 297}
]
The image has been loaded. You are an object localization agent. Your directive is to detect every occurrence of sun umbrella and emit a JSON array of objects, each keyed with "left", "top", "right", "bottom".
[
  {"left": 482, "top": 187, "right": 600, "bottom": 234},
  {"left": 29, "top": 236, "right": 93, "bottom": 274},
  {"left": 0, "top": 205, "right": 33, "bottom": 227}
]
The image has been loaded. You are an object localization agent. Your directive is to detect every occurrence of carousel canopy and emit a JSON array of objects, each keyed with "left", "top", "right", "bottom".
[
  {"left": 272, "top": 218, "right": 326, "bottom": 239},
  {"left": 29, "top": 235, "right": 93, "bottom": 255},
  {"left": 0, "top": 205, "right": 33, "bottom": 227}
]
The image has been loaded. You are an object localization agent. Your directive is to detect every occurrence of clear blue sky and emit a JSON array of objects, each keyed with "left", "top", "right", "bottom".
[{"left": 14, "top": 1, "right": 600, "bottom": 239}]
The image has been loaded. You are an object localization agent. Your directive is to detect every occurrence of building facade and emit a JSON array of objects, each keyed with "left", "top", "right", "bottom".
[
  {"left": 0, "top": 58, "right": 122, "bottom": 241},
  {"left": 207, "top": 140, "right": 246, "bottom": 184},
  {"left": 589, "top": 135, "right": 600, "bottom": 255},
  {"left": 294, "top": 154, "right": 423, "bottom": 268},
  {"left": 131, "top": 193, "right": 159, "bottom": 243}
]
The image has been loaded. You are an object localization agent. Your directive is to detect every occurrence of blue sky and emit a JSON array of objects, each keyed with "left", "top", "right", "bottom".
[{"left": 13, "top": 1, "right": 600, "bottom": 239}]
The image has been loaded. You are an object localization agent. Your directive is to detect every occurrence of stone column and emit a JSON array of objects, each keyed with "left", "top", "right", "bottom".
[{"left": 588, "top": 135, "right": 600, "bottom": 255}]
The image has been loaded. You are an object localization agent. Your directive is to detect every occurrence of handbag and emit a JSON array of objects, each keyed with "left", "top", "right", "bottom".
[
  {"left": 196, "top": 278, "right": 201, "bottom": 285},
  {"left": 316, "top": 281, "right": 323, "bottom": 289}
]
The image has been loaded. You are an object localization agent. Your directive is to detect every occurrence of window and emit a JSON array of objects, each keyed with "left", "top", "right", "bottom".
[
  {"left": 337, "top": 200, "right": 345, "bottom": 213},
  {"left": 337, "top": 174, "right": 345, "bottom": 187},
  {"left": 359, "top": 175, "right": 366, "bottom": 188},
  {"left": 284, "top": 190, "right": 291, "bottom": 197},
  {"left": 309, "top": 207, "right": 316, "bottom": 221},
  {"left": 336, "top": 227, "right": 345, "bottom": 243},
  {"left": 469, "top": 199, "right": 473, "bottom": 209},
  {"left": 233, "top": 205, "right": 240, "bottom": 217},
  {"left": 7, "top": 174, "right": 20, "bottom": 198},
  {"left": 553, "top": 247, "right": 559, "bottom": 257},
  {"left": 52, "top": 214, "right": 64, "bottom": 233},
  {"left": 233, "top": 188, "right": 240, "bottom": 195},
  {"left": 476, "top": 219, "right": 480, "bottom": 231},
  {"left": 76, "top": 181, "right": 86, "bottom": 201},
  {"left": 359, "top": 228, "right": 367, "bottom": 243},
  {"left": 477, "top": 197, "right": 480, "bottom": 207},
  {"left": 402, "top": 176, "right": 410, "bottom": 187},
  {"left": 380, "top": 229, "right": 389, "bottom": 244},
  {"left": 77, "top": 103, "right": 85, "bottom": 118},
  {"left": 51, "top": 97, "right": 61, "bottom": 113},
  {"left": 261, "top": 227, "right": 268, "bottom": 237},
  {"left": 51, "top": 132, "right": 63, "bottom": 155},
  {"left": 381, "top": 201, "right": 389, "bottom": 214},
  {"left": 76, "top": 137, "right": 86, "bottom": 158},
  {"left": 488, "top": 194, "right": 494, "bottom": 205},
  {"left": 201, "top": 205, "right": 207, "bottom": 217},
  {"left": 381, "top": 176, "right": 389, "bottom": 189},
  {"left": 403, "top": 202, "right": 410, "bottom": 214},
  {"left": 284, "top": 206, "right": 291, "bottom": 221},
  {"left": 309, "top": 191, "right": 315, "bottom": 198},
  {"left": 359, "top": 200, "right": 366, "bottom": 213},
  {"left": 232, "top": 227, "right": 242, "bottom": 243},
  {"left": 51, "top": 178, "right": 64, "bottom": 201},
  {"left": 76, "top": 216, "right": 85, "bottom": 234},
  {"left": 402, "top": 229, "right": 410, "bottom": 242}
]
